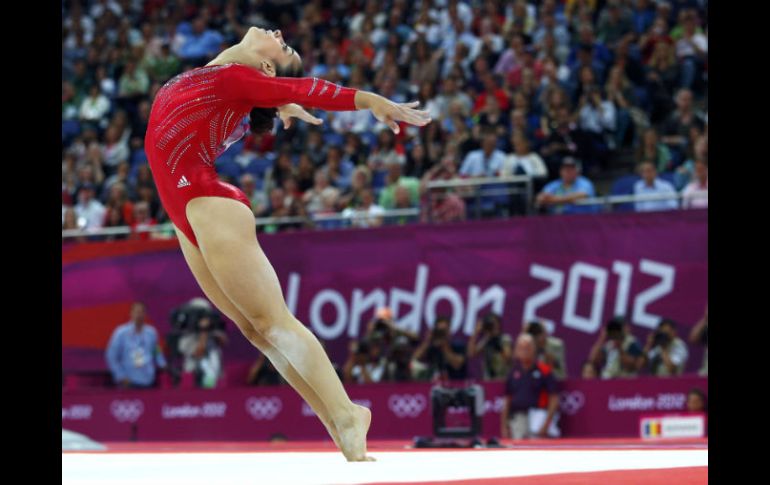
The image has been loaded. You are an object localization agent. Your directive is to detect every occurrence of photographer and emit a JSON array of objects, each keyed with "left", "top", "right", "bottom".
[
  {"left": 467, "top": 312, "right": 513, "bottom": 381},
  {"left": 364, "top": 307, "right": 420, "bottom": 349},
  {"left": 177, "top": 314, "right": 228, "bottom": 389},
  {"left": 638, "top": 318, "right": 689, "bottom": 377},
  {"left": 342, "top": 336, "right": 387, "bottom": 384},
  {"left": 688, "top": 304, "right": 707, "bottom": 376},
  {"left": 413, "top": 316, "right": 468, "bottom": 381},
  {"left": 588, "top": 317, "right": 642, "bottom": 379},
  {"left": 383, "top": 335, "right": 427, "bottom": 382},
  {"left": 526, "top": 321, "right": 567, "bottom": 380}
]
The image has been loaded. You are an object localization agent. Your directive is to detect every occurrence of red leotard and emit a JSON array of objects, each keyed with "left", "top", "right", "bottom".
[{"left": 145, "top": 63, "right": 358, "bottom": 247}]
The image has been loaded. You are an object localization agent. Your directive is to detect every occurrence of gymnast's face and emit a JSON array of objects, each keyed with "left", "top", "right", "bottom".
[{"left": 243, "top": 27, "right": 302, "bottom": 76}]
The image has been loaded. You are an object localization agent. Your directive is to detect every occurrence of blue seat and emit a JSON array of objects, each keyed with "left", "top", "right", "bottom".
[
  {"left": 130, "top": 149, "right": 147, "bottom": 166},
  {"left": 371, "top": 170, "right": 388, "bottom": 190},
  {"left": 610, "top": 174, "right": 641, "bottom": 213},
  {"left": 323, "top": 132, "right": 344, "bottom": 147},
  {"left": 244, "top": 157, "right": 274, "bottom": 178},
  {"left": 216, "top": 160, "right": 243, "bottom": 180}
]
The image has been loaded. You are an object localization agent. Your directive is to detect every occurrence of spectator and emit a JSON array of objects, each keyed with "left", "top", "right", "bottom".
[
  {"left": 588, "top": 317, "right": 643, "bottom": 379},
  {"left": 79, "top": 84, "right": 111, "bottom": 129},
  {"left": 412, "top": 316, "right": 468, "bottom": 381},
  {"left": 239, "top": 173, "right": 267, "bottom": 215},
  {"left": 101, "top": 124, "right": 130, "bottom": 174},
  {"left": 637, "top": 128, "right": 673, "bottom": 174},
  {"left": 535, "top": 157, "right": 598, "bottom": 215},
  {"left": 434, "top": 76, "right": 473, "bottom": 120},
  {"left": 378, "top": 162, "right": 420, "bottom": 210},
  {"left": 576, "top": 85, "right": 616, "bottom": 171},
  {"left": 688, "top": 304, "right": 708, "bottom": 376},
  {"left": 661, "top": 88, "right": 705, "bottom": 162},
  {"left": 682, "top": 159, "right": 708, "bottom": 209},
  {"left": 303, "top": 171, "right": 340, "bottom": 215},
  {"left": 539, "top": 106, "right": 581, "bottom": 175},
  {"left": 526, "top": 321, "right": 568, "bottom": 380},
  {"left": 639, "top": 318, "right": 689, "bottom": 376},
  {"left": 674, "top": 9, "right": 707, "bottom": 91},
  {"left": 117, "top": 60, "right": 150, "bottom": 99},
  {"left": 321, "top": 146, "right": 354, "bottom": 191},
  {"left": 142, "top": 42, "right": 181, "bottom": 83},
  {"left": 634, "top": 161, "right": 679, "bottom": 212},
  {"left": 468, "top": 312, "right": 514, "bottom": 381},
  {"left": 342, "top": 188, "right": 385, "bottom": 228},
  {"left": 367, "top": 129, "right": 406, "bottom": 171},
  {"left": 339, "top": 166, "right": 372, "bottom": 210},
  {"left": 460, "top": 132, "right": 506, "bottom": 178},
  {"left": 74, "top": 184, "right": 106, "bottom": 230},
  {"left": 177, "top": 17, "right": 225, "bottom": 61},
  {"left": 105, "top": 302, "right": 167, "bottom": 388},
  {"left": 130, "top": 201, "right": 157, "bottom": 240},
  {"left": 500, "top": 334, "right": 560, "bottom": 439},
  {"left": 178, "top": 314, "right": 228, "bottom": 389},
  {"left": 500, "top": 131, "right": 549, "bottom": 180},
  {"left": 343, "top": 337, "right": 387, "bottom": 384}
]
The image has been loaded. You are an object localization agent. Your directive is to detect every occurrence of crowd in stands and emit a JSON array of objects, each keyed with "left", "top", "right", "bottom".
[{"left": 62, "top": 0, "right": 708, "bottom": 236}]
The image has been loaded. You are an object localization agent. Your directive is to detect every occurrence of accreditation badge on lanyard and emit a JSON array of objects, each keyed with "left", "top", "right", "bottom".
[{"left": 132, "top": 337, "right": 147, "bottom": 368}]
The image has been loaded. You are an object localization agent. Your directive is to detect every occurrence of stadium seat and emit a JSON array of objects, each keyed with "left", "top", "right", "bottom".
[{"left": 610, "top": 175, "right": 641, "bottom": 213}]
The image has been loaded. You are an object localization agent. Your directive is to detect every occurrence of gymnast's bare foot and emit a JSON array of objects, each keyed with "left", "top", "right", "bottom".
[{"left": 337, "top": 404, "right": 376, "bottom": 462}]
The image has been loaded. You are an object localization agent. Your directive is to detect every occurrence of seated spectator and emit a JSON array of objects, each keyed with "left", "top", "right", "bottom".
[
  {"left": 130, "top": 201, "right": 157, "bottom": 240},
  {"left": 634, "top": 161, "right": 679, "bottom": 212},
  {"left": 74, "top": 184, "right": 106, "bottom": 230},
  {"left": 535, "top": 157, "right": 598, "bottom": 215},
  {"left": 526, "top": 321, "right": 568, "bottom": 380},
  {"left": 303, "top": 171, "right": 341, "bottom": 215},
  {"left": 239, "top": 173, "right": 267, "bottom": 215},
  {"left": 378, "top": 162, "right": 420, "bottom": 210},
  {"left": 639, "top": 318, "right": 689, "bottom": 376},
  {"left": 674, "top": 10, "right": 707, "bottom": 91},
  {"left": 661, "top": 88, "right": 705, "bottom": 162},
  {"left": 412, "top": 316, "right": 468, "bottom": 381},
  {"left": 688, "top": 304, "right": 708, "bottom": 376},
  {"left": 460, "top": 131, "right": 506, "bottom": 178},
  {"left": 500, "top": 334, "right": 560, "bottom": 439},
  {"left": 105, "top": 302, "right": 167, "bottom": 388},
  {"left": 539, "top": 106, "right": 581, "bottom": 175},
  {"left": 367, "top": 129, "right": 405, "bottom": 171},
  {"left": 500, "top": 131, "right": 549, "bottom": 180},
  {"left": 177, "top": 315, "right": 228, "bottom": 388},
  {"left": 338, "top": 166, "right": 373, "bottom": 211},
  {"left": 576, "top": 85, "right": 616, "bottom": 172},
  {"left": 321, "top": 146, "right": 354, "bottom": 191},
  {"left": 637, "top": 127, "right": 673, "bottom": 173},
  {"left": 342, "top": 337, "right": 387, "bottom": 384},
  {"left": 142, "top": 42, "right": 181, "bottom": 83},
  {"left": 588, "top": 317, "right": 643, "bottom": 379},
  {"left": 682, "top": 159, "right": 707, "bottom": 209},
  {"left": 79, "top": 84, "right": 111, "bottom": 129},
  {"left": 176, "top": 17, "right": 225, "bottom": 61},
  {"left": 341, "top": 188, "right": 385, "bottom": 228},
  {"left": 468, "top": 312, "right": 514, "bottom": 381},
  {"left": 117, "top": 60, "right": 150, "bottom": 99}
]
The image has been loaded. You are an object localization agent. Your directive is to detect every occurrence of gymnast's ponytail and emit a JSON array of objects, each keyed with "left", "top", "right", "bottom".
[{"left": 249, "top": 61, "right": 304, "bottom": 135}]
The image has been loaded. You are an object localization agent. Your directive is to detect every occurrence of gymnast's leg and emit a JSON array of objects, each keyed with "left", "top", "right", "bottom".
[
  {"left": 173, "top": 224, "right": 344, "bottom": 449},
  {"left": 185, "top": 196, "right": 374, "bottom": 461}
]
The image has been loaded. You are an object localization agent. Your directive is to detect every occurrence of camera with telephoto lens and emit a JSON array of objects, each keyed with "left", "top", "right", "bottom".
[
  {"left": 482, "top": 313, "right": 497, "bottom": 332},
  {"left": 374, "top": 318, "right": 390, "bottom": 332}
]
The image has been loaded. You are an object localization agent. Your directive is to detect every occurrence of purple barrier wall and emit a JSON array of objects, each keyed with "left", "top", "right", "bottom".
[
  {"left": 63, "top": 210, "right": 708, "bottom": 376},
  {"left": 61, "top": 376, "right": 708, "bottom": 441}
]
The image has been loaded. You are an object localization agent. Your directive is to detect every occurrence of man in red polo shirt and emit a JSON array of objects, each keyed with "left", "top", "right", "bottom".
[{"left": 500, "top": 333, "right": 560, "bottom": 439}]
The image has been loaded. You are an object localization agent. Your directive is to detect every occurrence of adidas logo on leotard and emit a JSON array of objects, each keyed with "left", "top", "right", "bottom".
[{"left": 177, "top": 175, "right": 191, "bottom": 188}]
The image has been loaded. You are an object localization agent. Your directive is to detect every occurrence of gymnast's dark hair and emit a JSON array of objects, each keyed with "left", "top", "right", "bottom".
[{"left": 249, "top": 61, "right": 304, "bottom": 135}]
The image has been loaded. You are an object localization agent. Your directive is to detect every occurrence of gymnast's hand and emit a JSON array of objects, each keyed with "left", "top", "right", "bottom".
[
  {"left": 355, "top": 92, "right": 432, "bottom": 134},
  {"left": 277, "top": 103, "right": 323, "bottom": 130}
]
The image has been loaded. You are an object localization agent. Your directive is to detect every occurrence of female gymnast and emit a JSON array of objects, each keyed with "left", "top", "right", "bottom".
[{"left": 145, "top": 27, "right": 431, "bottom": 461}]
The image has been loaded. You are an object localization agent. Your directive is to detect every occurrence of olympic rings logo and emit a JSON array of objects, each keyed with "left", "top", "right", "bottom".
[
  {"left": 245, "top": 396, "right": 283, "bottom": 420},
  {"left": 110, "top": 399, "right": 145, "bottom": 423},
  {"left": 559, "top": 391, "right": 586, "bottom": 415},
  {"left": 388, "top": 394, "right": 427, "bottom": 418}
]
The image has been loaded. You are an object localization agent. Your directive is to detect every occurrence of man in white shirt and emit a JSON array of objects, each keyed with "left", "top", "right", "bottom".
[
  {"left": 634, "top": 161, "right": 679, "bottom": 212},
  {"left": 460, "top": 132, "right": 506, "bottom": 177},
  {"left": 74, "top": 184, "right": 106, "bottom": 230}
]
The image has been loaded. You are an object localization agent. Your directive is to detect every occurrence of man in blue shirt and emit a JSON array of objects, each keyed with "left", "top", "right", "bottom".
[
  {"left": 634, "top": 161, "right": 679, "bottom": 212},
  {"left": 106, "top": 302, "right": 167, "bottom": 388},
  {"left": 177, "top": 18, "right": 225, "bottom": 61},
  {"left": 460, "top": 132, "right": 506, "bottom": 177},
  {"left": 536, "top": 157, "right": 598, "bottom": 214}
]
